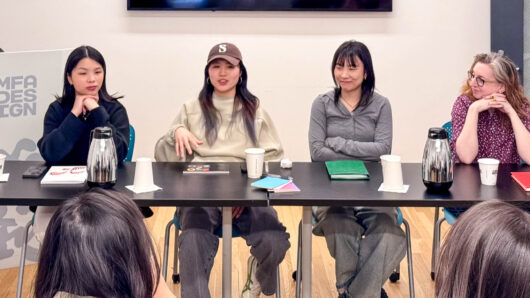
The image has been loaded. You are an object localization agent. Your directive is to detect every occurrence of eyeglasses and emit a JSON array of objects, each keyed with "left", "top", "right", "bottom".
[{"left": 467, "top": 71, "right": 496, "bottom": 87}]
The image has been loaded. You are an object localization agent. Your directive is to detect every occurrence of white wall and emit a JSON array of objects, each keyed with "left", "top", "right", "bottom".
[{"left": 0, "top": 0, "right": 490, "bottom": 162}]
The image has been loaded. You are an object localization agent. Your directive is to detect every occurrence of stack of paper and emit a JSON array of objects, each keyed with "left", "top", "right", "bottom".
[
  {"left": 41, "top": 166, "right": 87, "bottom": 185},
  {"left": 251, "top": 176, "right": 300, "bottom": 192},
  {"left": 272, "top": 181, "right": 301, "bottom": 193}
]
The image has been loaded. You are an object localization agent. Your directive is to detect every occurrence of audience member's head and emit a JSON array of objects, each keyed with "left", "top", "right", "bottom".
[
  {"left": 35, "top": 189, "right": 160, "bottom": 298},
  {"left": 435, "top": 200, "right": 530, "bottom": 298}
]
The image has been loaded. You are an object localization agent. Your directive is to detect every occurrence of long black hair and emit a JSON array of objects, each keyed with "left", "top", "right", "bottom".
[
  {"left": 198, "top": 60, "right": 259, "bottom": 146},
  {"left": 331, "top": 40, "right": 375, "bottom": 107},
  {"left": 34, "top": 189, "right": 160, "bottom": 298},
  {"left": 58, "top": 45, "right": 122, "bottom": 105}
]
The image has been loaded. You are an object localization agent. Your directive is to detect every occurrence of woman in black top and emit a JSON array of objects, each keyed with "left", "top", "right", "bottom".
[
  {"left": 38, "top": 45, "right": 129, "bottom": 165},
  {"left": 34, "top": 46, "right": 134, "bottom": 242}
]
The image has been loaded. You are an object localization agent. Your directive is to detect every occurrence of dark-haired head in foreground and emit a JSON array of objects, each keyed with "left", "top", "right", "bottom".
[
  {"left": 35, "top": 189, "right": 160, "bottom": 298},
  {"left": 435, "top": 200, "right": 530, "bottom": 298}
]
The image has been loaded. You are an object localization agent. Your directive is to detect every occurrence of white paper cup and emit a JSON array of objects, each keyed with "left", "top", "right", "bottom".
[
  {"left": 133, "top": 157, "right": 154, "bottom": 190},
  {"left": 0, "top": 154, "right": 5, "bottom": 176},
  {"left": 380, "top": 155, "right": 404, "bottom": 190},
  {"left": 245, "top": 148, "right": 265, "bottom": 179},
  {"left": 478, "top": 158, "right": 500, "bottom": 186}
]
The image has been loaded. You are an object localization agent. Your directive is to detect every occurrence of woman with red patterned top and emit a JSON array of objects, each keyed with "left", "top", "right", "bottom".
[
  {"left": 447, "top": 52, "right": 530, "bottom": 217},
  {"left": 451, "top": 52, "right": 530, "bottom": 165}
]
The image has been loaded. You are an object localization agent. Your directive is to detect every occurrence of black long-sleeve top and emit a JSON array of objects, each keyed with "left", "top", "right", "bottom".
[{"left": 37, "top": 98, "right": 130, "bottom": 165}]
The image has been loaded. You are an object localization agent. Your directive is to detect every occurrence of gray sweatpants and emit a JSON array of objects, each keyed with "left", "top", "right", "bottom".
[
  {"left": 313, "top": 206, "right": 406, "bottom": 298},
  {"left": 177, "top": 206, "right": 290, "bottom": 298}
]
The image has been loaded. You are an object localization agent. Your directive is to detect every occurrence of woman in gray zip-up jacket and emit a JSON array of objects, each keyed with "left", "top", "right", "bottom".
[{"left": 308, "top": 40, "right": 406, "bottom": 298}]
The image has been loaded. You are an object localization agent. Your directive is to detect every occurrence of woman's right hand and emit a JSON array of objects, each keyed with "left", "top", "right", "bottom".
[
  {"left": 71, "top": 95, "right": 98, "bottom": 117},
  {"left": 174, "top": 127, "right": 203, "bottom": 159},
  {"left": 471, "top": 93, "right": 508, "bottom": 114},
  {"left": 469, "top": 96, "right": 493, "bottom": 114},
  {"left": 71, "top": 95, "right": 85, "bottom": 116}
]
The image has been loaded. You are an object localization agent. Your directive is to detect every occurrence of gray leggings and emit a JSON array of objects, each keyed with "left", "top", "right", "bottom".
[{"left": 177, "top": 206, "right": 290, "bottom": 298}]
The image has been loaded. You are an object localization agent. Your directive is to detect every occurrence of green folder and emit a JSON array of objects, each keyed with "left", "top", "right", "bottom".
[{"left": 325, "top": 160, "right": 370, "bottom": 180}]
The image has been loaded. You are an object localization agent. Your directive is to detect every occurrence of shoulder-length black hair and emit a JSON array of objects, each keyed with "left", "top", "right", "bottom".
[
  {"left": 35, "top": 189, "right": 160, "bottom": 298},
  {"left": 58, "top": 45, "right": 122, "bottom": 105},
  {"left": 331, "top": 40, "right": 375, "bottom": 107},
  {"left": 198, "top": 60, "right": 259, "bottom": 146}
]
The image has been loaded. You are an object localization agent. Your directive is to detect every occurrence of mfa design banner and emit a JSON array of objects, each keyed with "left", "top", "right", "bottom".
[
  {"left": 0, "top": 49, "right": 70, "bottom": 268},
  {"left": 0, "top": 49, "right": 70, "bottom": 160}
]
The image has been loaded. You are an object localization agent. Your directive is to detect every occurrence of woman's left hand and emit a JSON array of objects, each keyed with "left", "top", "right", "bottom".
[{"left": 487, "top": 93, "right": 516, "bottom": 116}]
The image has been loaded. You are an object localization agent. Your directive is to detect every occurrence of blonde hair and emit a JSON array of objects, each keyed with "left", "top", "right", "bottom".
[{"left": 461, "top": 52, "right": 530, "bottom": 120}]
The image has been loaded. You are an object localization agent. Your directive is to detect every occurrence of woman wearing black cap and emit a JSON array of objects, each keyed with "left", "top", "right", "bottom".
[{"left": 155, "top": 43, "right": 289, "bottom": 298}]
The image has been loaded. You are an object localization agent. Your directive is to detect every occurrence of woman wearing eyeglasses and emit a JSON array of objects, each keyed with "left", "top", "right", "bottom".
[
  {"left": 451, "top": 52, "right": 530, "bottom": 165},
  {"left": 447, "top": 53, "right": 530, "bottom": 217}
]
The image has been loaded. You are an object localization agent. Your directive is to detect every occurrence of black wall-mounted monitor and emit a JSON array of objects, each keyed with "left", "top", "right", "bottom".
[{"left": 127, "top": 0, "right": 392, "bottom": 12}]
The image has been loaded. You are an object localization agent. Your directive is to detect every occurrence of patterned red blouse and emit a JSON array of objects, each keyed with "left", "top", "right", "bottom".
[{"left": 450, "top": 95, "right": 530, "bottom": 163}]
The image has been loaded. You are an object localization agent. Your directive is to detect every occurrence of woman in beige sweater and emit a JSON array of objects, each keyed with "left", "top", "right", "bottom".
[{"left": 155, "top": 43, "right": 289, "bottom": 298}]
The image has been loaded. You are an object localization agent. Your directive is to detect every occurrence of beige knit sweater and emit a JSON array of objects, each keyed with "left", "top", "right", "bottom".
[{"left": 155, "top": 94, "right": 283, "bottom": 162}]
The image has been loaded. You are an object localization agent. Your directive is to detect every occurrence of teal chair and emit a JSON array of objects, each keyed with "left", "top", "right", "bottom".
[
  {"left": 162, "top": 213, "right": 282, "bottom": 297},
  {"left": 16, "top": 124, "right": 136, "bottom": 298},
  {"left": 431, "top": 206, "right": 457, "bottom": 278},
  {"left": 292, "top": 208, "right": 415, "bottom": 298},
  {"left": 124, "top": 124, "right": 135, "bottom": 162}
]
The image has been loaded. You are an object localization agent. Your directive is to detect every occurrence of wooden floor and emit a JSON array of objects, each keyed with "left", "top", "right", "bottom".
[{"left": 1, "top": 206, "right": 449, "bottom": 298}]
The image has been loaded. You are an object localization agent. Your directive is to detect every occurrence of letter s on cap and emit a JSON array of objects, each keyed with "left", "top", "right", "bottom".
[{"left": 219, "top": 44, "right": 227, "bottom": 53}]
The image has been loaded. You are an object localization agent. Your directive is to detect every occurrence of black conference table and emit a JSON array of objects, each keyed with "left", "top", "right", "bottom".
[
  {"left": 267, "top": 162, "right": 530, "bottom": 298},
  {"left": 0, "top": 161, "right": 268, "bottom": 298},
  {"left": 3, "top": 161, "right": 530, "bottom": 298}
]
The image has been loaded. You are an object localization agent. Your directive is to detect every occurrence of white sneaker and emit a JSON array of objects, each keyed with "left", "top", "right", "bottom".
[{"left": 241, "top": 255, "right": 261, "bottom": 298}]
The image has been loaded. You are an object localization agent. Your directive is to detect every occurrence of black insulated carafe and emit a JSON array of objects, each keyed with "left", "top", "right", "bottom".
[{"left": 422, "top": 127, "right": 453, "bottom": 192}]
